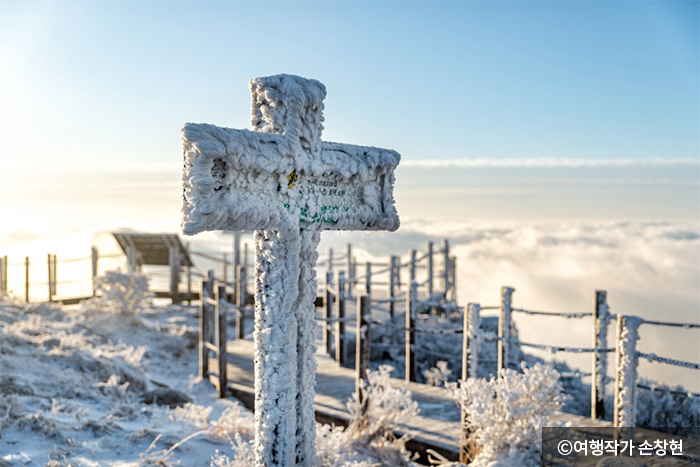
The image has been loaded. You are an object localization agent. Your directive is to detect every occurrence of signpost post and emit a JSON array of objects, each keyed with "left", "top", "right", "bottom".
[{"left": 181, "top": 74, "right": 400, "bottom": 467}]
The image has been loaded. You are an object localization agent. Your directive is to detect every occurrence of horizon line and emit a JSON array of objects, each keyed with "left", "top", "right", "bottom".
[{"left": 402, "top": 157, "right": 700, "bottom": 168}]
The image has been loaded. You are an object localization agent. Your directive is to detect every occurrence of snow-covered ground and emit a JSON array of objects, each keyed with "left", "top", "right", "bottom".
[
  {"left": 1, "top": 268, "right": 697, "bottom": 466},
  {"left": 0, "top": 275, "right": 416, "bottom": 467},
  {"left": 0, "top": 295, "right": 255, "bottom": 466}
]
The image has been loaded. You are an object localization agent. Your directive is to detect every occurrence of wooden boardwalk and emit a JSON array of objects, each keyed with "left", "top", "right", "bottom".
[{"left": 222, "top": 338, "right": 611, "bottom": 462}]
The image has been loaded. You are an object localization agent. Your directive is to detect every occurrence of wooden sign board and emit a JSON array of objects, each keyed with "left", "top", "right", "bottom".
[{"left": 181, "top": 123, "right": 400, "bottom": 235}]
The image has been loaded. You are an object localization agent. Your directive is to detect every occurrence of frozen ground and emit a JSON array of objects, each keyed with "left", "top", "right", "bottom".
[
  {"left": 0, "top": 282, "right": 414, "bottom": 467},
  {"left": 0, "top": 295, "right": 256, "bottom": 466},
  {"left": 1, "top": 269, "right": 696, "bottom": 466}
]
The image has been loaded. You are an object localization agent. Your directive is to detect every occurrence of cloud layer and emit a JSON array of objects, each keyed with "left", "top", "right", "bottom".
[
  {"left": 402, "top": 157, "right": 700, "bottom": 168},
  {"left": 320, "top": 220, "right": 700, "bottom": 391}
]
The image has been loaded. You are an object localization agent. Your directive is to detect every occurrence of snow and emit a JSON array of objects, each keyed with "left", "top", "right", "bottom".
[
  {"left": 0, "top": 275, "right": 413, "bottom": 466},
  {"left": 0, "top": 295, "right": 252, "bottom": 466}
]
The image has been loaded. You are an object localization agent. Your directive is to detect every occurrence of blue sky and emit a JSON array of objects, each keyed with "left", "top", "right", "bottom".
[{"left": 0, "top": 0, "right": 698, "bottom": 227}]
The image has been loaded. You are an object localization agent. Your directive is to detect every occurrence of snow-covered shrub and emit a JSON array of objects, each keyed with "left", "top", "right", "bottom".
[
  {"left": 86, "top": 271, "right": 153, "bottom": 314},
  {"left": 316, "top": 422, "right": 404, "bottom": 467},
  {"left": 347, "top": 365, "right": 419, "bottom": 442},
  {"left": 210, "top": 434, "right": 256, "bottom": 467},
  {"left": 213, "top": 389, "right": 415, "bottom": 467},
  {"left": 447, "top": 363, "right": 566, "bottom": 466},
  {"left": 223, "top": 365, "right": 417, "bottom": 466},
  {"left": 167, "top": 403, "right": 213, "bottom": 431},
  {"left": 635, "top": 379, "right": 700, "bottom": 438},
  {"left": 209, "top": 404, "right": 255, "bottom": 440},
  {"left": 424, "top": 361, "right": 452, "bottom": 387}
]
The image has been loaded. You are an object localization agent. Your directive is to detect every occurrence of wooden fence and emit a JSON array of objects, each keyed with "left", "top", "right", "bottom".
[
  {"left": 5, "top": 236, "right": 698, "bottom": 464},
  {"left": 0, "top": 249, "right": 123, "bottom": 304},
  {"left": 197, "top": 263, "right": 699, "bottom": 463}
]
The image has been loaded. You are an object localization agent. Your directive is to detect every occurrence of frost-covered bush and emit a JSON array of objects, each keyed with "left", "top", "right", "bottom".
[
  {"left": 347, "top": 365, "right": 419, "bottom": 442},
  {"left": 209, "top": 404, "right": 255, "bottom": 440},
  {"left": 635, "top": 379, "right": 700, "bottom": 438},
  {"left": 316, "top": 423, "right": 397, "bottom": 467},
  {"left": 144, "top": 403, "right": 257, "bottom": 465},
  {"left": 211, "top": 434, "right": 255, "bottom": 467},
  {"left": 447, "top": 363, "right": 566, "bottom": 466},
  {"left": 168, "top": 403, "right": 213, "bottom": 431},
  {"left": 86, "top": 271, "right": 153, "bottom": 314},
  {"left": 213, "top": 365, "right": 416, "bottom": 466},
  {"left": 424, "top": 361, "right": 452, "bottom": 387}
]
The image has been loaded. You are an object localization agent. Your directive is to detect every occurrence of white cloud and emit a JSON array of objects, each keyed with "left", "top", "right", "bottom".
[{"left": 321, "top": 220, "right": 700, "bottom": 391}]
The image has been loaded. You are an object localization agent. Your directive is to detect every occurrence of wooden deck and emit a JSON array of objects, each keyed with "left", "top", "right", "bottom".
[{"left": 221, "top": 338, "right": 611, "bottom": 462}]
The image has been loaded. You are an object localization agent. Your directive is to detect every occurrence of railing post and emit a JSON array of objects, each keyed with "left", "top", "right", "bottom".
[
  {"left": 356, "top": 294, "right": 371, "bottom": 412},
  {"left": 450, "top": 256, "right": 457, "bottom": 302},
  {"left": 405, "top": 281, "right": 417, "bottom": 382},
  {"left": 236, "top": 265, "right": 247, "bottom": 340},
  {"left": 346, "top": 243, "right": 354, "bottom": 298},
  {"left": 498, "top": 286, "right": 514, "bottom": 374},
  {"left": 335, "top": 271, "right": 346, "bottom": 365},
  {"left": 389, "top": 255, "right": 397, "bottom": 321},
  {"left": 2, "top": 255, "right": 7, "bottom": 296},
  {"left": 426, "top": 241, "right": 434, "bottom": 298},
  {"left": 47, "top": 253, "right": 53, "bottom": 302},
  {"left": 91, "top": 247, "right": 99, "bottom": 296},
  {"left": 592, "top": 290, "right": 609, "bottom": 420},
  {"left": 463, "top": 303, "right": 481, "bottom": 381},
  {"left": 0, "top": 256, "right": 4, "bottom": 296},
  {"left": 52, "top": 254, "right": 57, "bottom": 298},
  {"left": 460, "top": 303, "right": 481, "bottom": 463},
  {"left": 327, "top": 247, "right": 334, "bottom": 272},
  {"left": 442, "top": 239, "right": 450, "bottom": 297},
  {"left": 216, "top": 284, "right": 228, "bottom": 398},
  {"left": 409, "top": 248, "right": 417, "bottom": 285},
  {"left": 232, "top": 231, "right": 241, "bottom": 289},
  {"left": 614, "top": 315, "right": 641, "bottom": 433},
  {"left": 126, "top": 246, "right": 138, "bottom": 273},
  {"left": 199, "top": 278, "right": 210, "bottom": 378},
  {"left": 169, "top": 247, "right": 181, "bottom": 304},
  {"left": 324, "top": 270, "right": 333, "bottom": 356},
  {"left": 185, "top": 242, "right": 192, "bottom": 304},
  {"left": 365, "top": 262, "right": 372, "bottom": 297},
  {"left": 24, "top": 256, "right": 29, "bottom": 303},
  {"left": 222, "top": 253, "right": 228, "bottom": 284}
]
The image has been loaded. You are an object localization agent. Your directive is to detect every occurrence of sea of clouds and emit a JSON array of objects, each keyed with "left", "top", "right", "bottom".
[{"left": 320, "top": 219, "right": 700, "bottom": 391}]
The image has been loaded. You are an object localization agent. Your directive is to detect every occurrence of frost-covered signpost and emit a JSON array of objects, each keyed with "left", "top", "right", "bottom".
[{"left": 181, "top": 74, "right": 400, "bottom": 466}]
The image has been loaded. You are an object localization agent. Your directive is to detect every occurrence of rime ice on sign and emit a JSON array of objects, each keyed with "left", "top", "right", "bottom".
[
  {"left": 181, "top": 74, "right": 400, "bottom": 467},
  {"left": 182, "top": 76, "right": 399, "bottom": 235}
]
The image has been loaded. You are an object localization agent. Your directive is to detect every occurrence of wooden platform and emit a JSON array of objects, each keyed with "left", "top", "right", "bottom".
[{"left": 221, "top": 339, "right": 611, "bottom": 462}]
